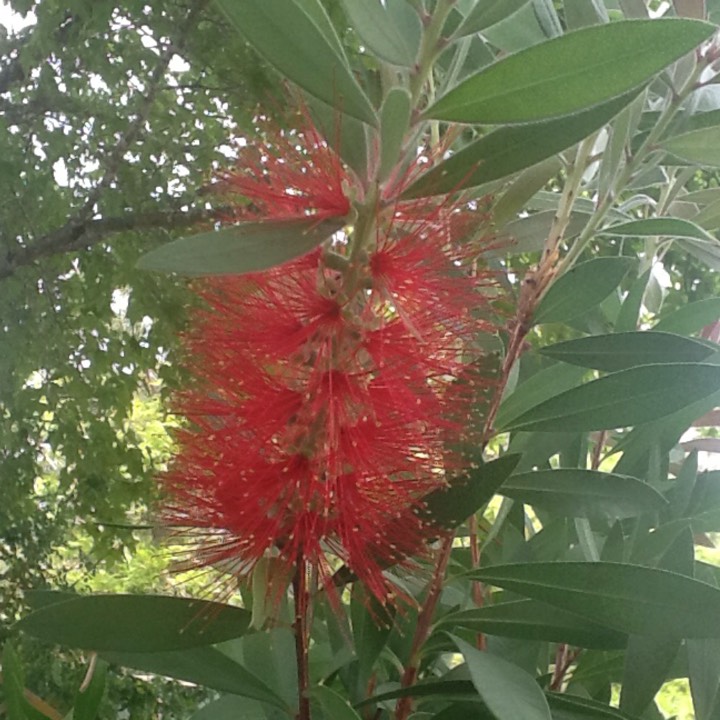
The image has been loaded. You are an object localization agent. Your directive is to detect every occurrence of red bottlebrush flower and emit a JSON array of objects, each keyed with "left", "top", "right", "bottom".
[
  {"left": 218, "top": 114, "right": 351, "bottom": 222},
  {"left": 161, "top": 118, "right": 499, "bottom": 607},
  {"left": 163, "top": 230, "right": 495, "bottom": 607}
]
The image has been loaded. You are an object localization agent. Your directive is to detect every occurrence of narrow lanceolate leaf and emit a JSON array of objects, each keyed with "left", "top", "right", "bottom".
[
  {"left": 309, "top": 686, "right": 364, "bottom": 720},
  {"left": 688, "top": 639, "right": 720, "bottom": 720},
  {"left": 74, "top": 658, "right": 108, "bottom": 720},
  {"left": 454, "top": 0, "right": 532, "bottom": 37},
  {"left": 496, "top": 363, "right": 588, "bottom": 430},
  {"left": 425, "top": 19, "right": 713, "bottom": 123},
  {"left": 16, "top": 594, "right": 252, "bottom": 652},
  {"left": 356, "top": 680, "right": 478, "bottom": 708},
  {"left": 2, "top": 642, "right": 29, "bottom": 720},
  {"left": 533, "top": 257, "right": 636, "bottom": 325},
  {"left": 101, "top": 646, "right": 289, "bottom": 710},
  {"left": 539, "top": 332, "right": 717, "bottom": 372},
  {"left": 418, "top": 454, "right": 521, "bottom": 531},
  {"left": 439, "top": 600, "right": 627, "bottom": 649},
  {"left": 472, "top": 562, "right": 720, "bottom": 638},
  {"left": 500, "top": 469, "right": 668, "bottom": 518},
  {"left": 216, "top": 0, "right": 377, "bottom": 125},
  {"left": 654, "top": 297, "right": 720, "bottom": 335},
  {"left": 546, "top": 693, "right": 638, "bottom": 720},
  {"left": 404, "top": 92, "right": 637, "bottom": 198},
  {"left": 500, "top": 363, "right": 720, "bottom": 433},
  {"left": 339, "top": 0, "right": 421, "bottom": 66},
  {"left": 661, "top": 126, "right": 720, "bottom": 167},
  {"left": 379, "top": 87, "right": 412, "bottom": 180},
  {"left": 451, "top": 636, "right": 553, "bottom": 720},
  {"left": 681, "top": 237, "right": 720, "bottom": 271},
  {"left": 602, "top": 217, "right": 718, "bottom": 243},
  {"left": 137, "top": 219, "right": 343, "bottom": 276}
]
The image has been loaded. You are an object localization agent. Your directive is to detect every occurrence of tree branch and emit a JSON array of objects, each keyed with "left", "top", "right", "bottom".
[
  {"left": 1, "top": 1, "right": 212, "bottom": 281},
  {"left": 0, "top": 205, "right": 230, "bottom": 280},
  {"left": 68, "top": 0, "right": 209, "bottom": 226}
]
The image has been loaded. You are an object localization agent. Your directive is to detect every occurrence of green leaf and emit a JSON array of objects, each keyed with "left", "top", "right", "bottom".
[
  {"left": 426, "top": 19, "right": 713, "bottom": 123},
  {"left": 692, "top": 195, "right": 720, "bottom": 232},
  {"left": 598, "top": 93, "right": 643, "bottom": 205},
  {"left": 455, "top": 0, "right": 532, "bottom": 37},
  {"left": 688, "top": 639, "right": 720, "bottom": 720},
  {"left": 615, "top": 269, "right": 650, "bottom": 332},
  {"left": 404, "top": 92, "right": 637, "bottom": 197},
  {"left": 602, "top": 217, "right": 718, "bottom": 242},
  {"left": 351, "top": 585, "right": 393, "bottom": 686},
  {"left": 500, "top": 363, "right": 720, "bottom": 433},
  {"left": 532, "top": 0, "right": 564, "bottom": 37},
  {"left": 306, "top": 95, "right": 368, "bottom": 178},
  {"left": 418, "top": 454, "right": 521, "bottom": 531},
  {"left": 356, "top": 679, "right": 477, "bottom": 708},
  {"left": 451, "top": 635, "right": 552, "bottom": 720},
  {"left": 100, "top": 645, "right": 287, "bottom": 709},
  {"left": 494, "top": 210, "right": 587, "bottom": 257},
  {"left": 546, "top": 693, "right": 638, "bottom": 720},
  {"left": 339, "top": 0, "right": 421, "bottom": 66},
  {"left": 472, "top": 562, "right": 720, "bottom": 638},
  {"left": 137, "top": 219, "right": 343, "bottom": 276},
  {"left": 430, "top": 703, "right": 496, "bottom": 720},
  {"left": 661, "top": 126, "right": 720, "bottom": 167},
  {"left": 16, "top": 594, "right": 251, "bottom": 652},
  {"left": 3, "top": 642, "right": 28, "bottom": 720},
  {"left": 496, "top": 362, "right": 588, "bottom": 429},
  {"left": 379, "top": 87, "right": 412, "bottom": 181},
  {"left": 539, "top": 332, "right": 717, "bottom": 371},
  {"left": 680, "top": 237, "right": 720, "bottom": 271},
  {"left": 482, "top": 1, "right": 550, "bottom": 52},
  {"left": 654, "top": 297, "right": 720, "bottom": 335},
  {"left": 73, "top": 658, "right": 107, "bottom": 720},
  {"left": 534, "top": 257, "right": 636, "bottom": 325},
  {"left": 493, "top": 157, "right": 563, "bottom": 226},
  {"left": 0, "top": 644, "right": 47, "bottom": 720},
  {"left": 188, "top": 696, "right": 268, "bottom": 720},
  {"left": 619, "top": 529, "right": 691, "bottom": 715},
  {"left": 309, "top": 685, "right": 363, "bottom": 720},
  {"left": 216, "top": 0, "right": 377, "bottom": 125},
  {"left": 439, "top": 600, "right": 627, "bottom": 649},
  {"left": 500, "top": 469, "right": 667, "bottom": 518},
  {"left": 566, "top": 0, "right": 610, "bottom": 28}
]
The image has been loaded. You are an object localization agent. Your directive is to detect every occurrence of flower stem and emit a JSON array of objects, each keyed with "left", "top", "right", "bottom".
[
  {"left": 395, "top": 535, "right": 454, "bottom": 720},
  {"left": 293, "top": 556, "right": 311, "bottom": 720}
]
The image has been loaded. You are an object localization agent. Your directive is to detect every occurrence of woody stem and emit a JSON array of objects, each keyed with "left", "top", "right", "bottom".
[
  {"left": 293, "top": 556, "right": 311, "bottom": 720},
  {"left": 395, "top": 535, "right": 454, "bottom": 720}
]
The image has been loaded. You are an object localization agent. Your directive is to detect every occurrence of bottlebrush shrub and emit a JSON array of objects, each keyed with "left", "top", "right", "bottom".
[{"left": 160, "top": 116, "right": 500, "bottom": 606}]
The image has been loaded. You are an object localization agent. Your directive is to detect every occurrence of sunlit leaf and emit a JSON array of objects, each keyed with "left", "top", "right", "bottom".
[
  {"left": 439, "top": 600, "right": 627, "bottom": 649},
  {"left": 473, "top": 562, "right": 720, "bottom": 637},
  {"left": 216, "top": 0, "right": 376, "bottom": 125},
  {"left": 426, "top": 20, "right": 713, "bottom": 123},
  {"left": 16, "top": 594, "right": 251, "bottom": 653},
  {"left": 451, "top": 636, "right": 552, "bottom": 720},
  {"left": 500, "top": 363, "right": 720, "bottom": 432},
  {"left": 539, "top": 332, "right": 717, "bottom": 371},
  {"left": 339, "top": 0, "right": 421, "bottom": 66},
  {"left": 661, "top": 126, "right": 720, "bottom": 167},
  {"left": 137, "top": 219, "right": 343, "bottom": 276},
  {"left": 534, "top": 257, "right": 636, "bottom": 325},
  {"left": 404, "top": 93, "right": 637, "bottom": 197},
  {"left": 500, "top": 468, "right": 668, "bottom": 518},
  {"left": 454, "top": 0, "right": 533, "bottom": 37}
]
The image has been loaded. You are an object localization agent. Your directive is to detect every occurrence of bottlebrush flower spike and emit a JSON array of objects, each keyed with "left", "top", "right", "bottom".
[
  {"left": 161, "top": 117, "right": 499, "bottom": 607},
  {"left": 217, "top": 113, "right": 351, "bottom": 222}
]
